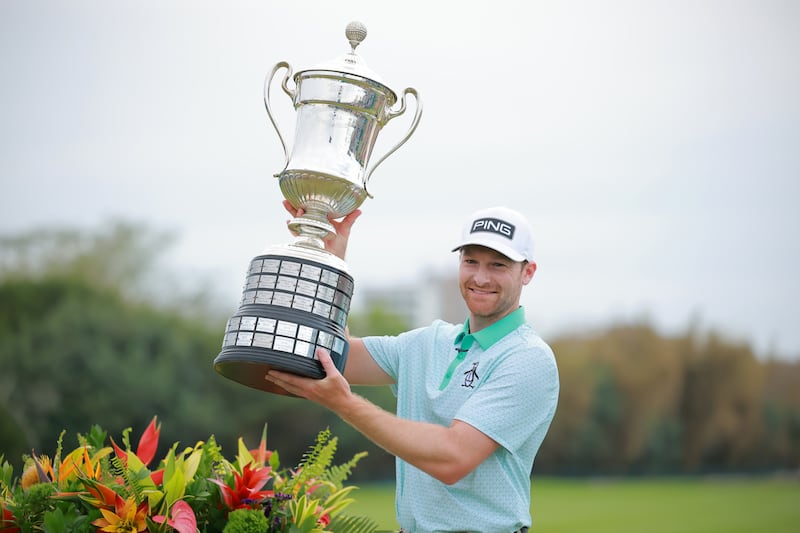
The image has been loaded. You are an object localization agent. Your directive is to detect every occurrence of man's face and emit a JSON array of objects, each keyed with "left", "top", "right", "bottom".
[{"left": 458, "top": 245, "right": 536, "bottom": 327}]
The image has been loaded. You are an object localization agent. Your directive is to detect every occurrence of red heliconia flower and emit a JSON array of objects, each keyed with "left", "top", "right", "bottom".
[
  {"left": 111, "top": 416, "right": 161, "bottom": 467},
  {"left": 210, "top": 464, "right": 274, "bottom": 510},
  {"left": 150, "top": 468, "right": 164, "bottom": 485},
  {"left": 1, "top": 505, "right": 20, "bottom": 533}
]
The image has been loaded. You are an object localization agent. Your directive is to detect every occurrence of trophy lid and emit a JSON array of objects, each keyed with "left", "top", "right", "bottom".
[{"left": 296, "top": 22, "right": 393, "bottom": 91}]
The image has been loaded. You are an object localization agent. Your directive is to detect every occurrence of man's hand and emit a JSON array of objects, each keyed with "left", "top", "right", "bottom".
[
  {"left": 283, "top": 200, "right": 362, "bottom": 260},
  {"left": 264, "top": 347, "right": 352, "bottom": 410}
]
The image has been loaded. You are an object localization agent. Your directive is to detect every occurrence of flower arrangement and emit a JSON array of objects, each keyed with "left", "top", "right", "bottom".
[{"left": 0, "top": 417, "right": 378, "bottom": 533}]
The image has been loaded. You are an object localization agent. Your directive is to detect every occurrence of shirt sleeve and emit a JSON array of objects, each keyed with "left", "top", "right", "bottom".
[
  {"left": 362, "top": 334, "right": 401, "bottom": 382},
  {"left": 362, "top": 324, "right": 441, "bottom": 396}
]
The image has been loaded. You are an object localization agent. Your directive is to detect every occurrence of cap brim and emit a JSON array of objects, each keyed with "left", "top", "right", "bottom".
[{"left": 451, "top": 240, "right": 526, "bottom": 262}]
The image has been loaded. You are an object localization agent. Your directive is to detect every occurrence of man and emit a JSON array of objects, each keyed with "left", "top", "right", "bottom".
[{"left": 267, "top": 203, "right": 559, "bottom": 533}]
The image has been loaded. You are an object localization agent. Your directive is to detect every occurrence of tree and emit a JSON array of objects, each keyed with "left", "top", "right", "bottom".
[{"left": 2, "top": 222, "right": 799, "bottom": 477}]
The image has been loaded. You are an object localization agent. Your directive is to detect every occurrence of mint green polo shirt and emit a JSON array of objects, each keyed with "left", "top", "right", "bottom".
[{"left": 363, "top": 307, "right": 559, "bottom": 533}]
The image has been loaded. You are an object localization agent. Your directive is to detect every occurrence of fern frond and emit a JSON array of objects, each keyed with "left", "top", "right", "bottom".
[
  {"left": 121, "top": 426, "right": 133, "bottom": 452},
  {"left": 293, "top": 429, "right": 337, "bottom": 490},
  {"left": 108, "top": 454, "right": 126, "bottom": 479},
  {"left": 203, "top": 435, "right": 229, "bottom": 477},
  {"left": 108, "top": 454, "right": 145, "bottom": 503},
  {"left": 326, "top": 513, "right": 379, "bottom": 533},
  {"left": 300, "top": 428, "right": 334, "bottom": 468},
  {"left": 323, "top": 451, "right": 367, "bottom": 488}
]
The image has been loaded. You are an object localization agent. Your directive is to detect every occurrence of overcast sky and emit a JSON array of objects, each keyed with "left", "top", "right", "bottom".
[{"left": 1, "top": 1, "right": 798, "bottom": 359}]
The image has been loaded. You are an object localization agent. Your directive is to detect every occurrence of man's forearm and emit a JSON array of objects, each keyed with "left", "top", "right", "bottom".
[{"left": 329, "top": 391, "right": 492, "bottom": 485}]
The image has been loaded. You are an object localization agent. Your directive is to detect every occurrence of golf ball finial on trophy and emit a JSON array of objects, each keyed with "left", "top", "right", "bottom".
[{"left": 214, "top": 21, "right": 422, "bottom": 396}]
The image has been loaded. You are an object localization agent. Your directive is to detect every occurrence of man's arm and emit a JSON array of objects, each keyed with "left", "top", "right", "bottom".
[
  {"left": 265, "top": 349, "right": 499, "bottom": 485},
  {"left": 342, "top": 336, "right": 394, "bottom": 385}
]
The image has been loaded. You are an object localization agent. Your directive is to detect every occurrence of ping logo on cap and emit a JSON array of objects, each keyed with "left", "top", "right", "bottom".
[{"left": 470, "top": 218, "right": 515, "bottom": 240}]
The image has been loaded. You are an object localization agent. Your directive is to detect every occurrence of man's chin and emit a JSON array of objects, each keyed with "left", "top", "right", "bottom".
[{"left": 465, "top": 299, "right": 497, "bottom": 317}]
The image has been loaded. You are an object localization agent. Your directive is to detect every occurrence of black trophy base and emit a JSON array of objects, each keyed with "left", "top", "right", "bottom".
[
  {"left": 215, "top": 247, "right": 354, "bottom": 397},
  {"left": 214, "top": 345, "right": 348, "bottom": 397}
]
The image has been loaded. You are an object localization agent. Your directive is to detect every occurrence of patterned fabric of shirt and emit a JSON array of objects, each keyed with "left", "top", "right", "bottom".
[{"left": 362, "top": 307, "right": 559, "bottom": 533}]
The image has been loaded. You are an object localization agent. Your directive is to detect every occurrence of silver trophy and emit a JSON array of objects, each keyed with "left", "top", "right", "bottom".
[{"left": 214, "top": 22, "right": 422, "bottom": 395}]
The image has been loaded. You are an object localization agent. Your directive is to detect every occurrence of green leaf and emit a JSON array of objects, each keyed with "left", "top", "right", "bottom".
[
  {"left": 163, "top": 462, "right": 186, "bottom": 506},
  {"left": 321, "top": 485, "right": 358, "bottom": 516},
  {"left": 181, "top": 445, "right": 202, "bottom": 483},
  {"left": 42, "top": 507, "right": 67, "bottom": 533},
  {"left": 235, "top": 437, "right": 254, "bottom": 469},
  {"left": 289, "top": 494, "right": 322, "bottom": 531},
  {"left": 0, "top": 456, "right": 14, "bottom": 489},
  {"left": 163, "top": 447, "right": 177, "bottom": 482},
  {"left": 84, "top": 425, "right": 107, "bottom": 451}
]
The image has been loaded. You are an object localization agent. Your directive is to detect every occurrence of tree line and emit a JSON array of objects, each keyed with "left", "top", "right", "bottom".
[
  {"left": 540, "top": 324, "right": 799, "bottom": 474},
  {"left": 0, "top": 223, "right": 798, "bottom": 479}
]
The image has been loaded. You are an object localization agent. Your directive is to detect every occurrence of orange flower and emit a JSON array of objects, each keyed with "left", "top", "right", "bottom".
[
  {"left": 91, "top": 494, "right": 148, "bottom": 533},
  {"left": 53, "top": 446, "right": 102, "bottom": 487},
  {"left": 78, "top": 477, "right": 119, "bottom": 509}
]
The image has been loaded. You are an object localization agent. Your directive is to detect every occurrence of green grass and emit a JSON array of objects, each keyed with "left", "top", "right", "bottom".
[
  {"left": 346, "top": 482, "right": 397, "bottom": 531},
  {"left": 347, "top": 477, "right": 800, "bottom": 532}
]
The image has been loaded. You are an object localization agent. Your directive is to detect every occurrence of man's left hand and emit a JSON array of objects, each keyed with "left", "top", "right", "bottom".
[{"left": 264, "top": 348, "right": 352, "bottom": 410}]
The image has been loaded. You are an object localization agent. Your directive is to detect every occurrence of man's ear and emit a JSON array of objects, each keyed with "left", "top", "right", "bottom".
[{"left": 522, "top": 261, "right": 537, "bottom": 285}]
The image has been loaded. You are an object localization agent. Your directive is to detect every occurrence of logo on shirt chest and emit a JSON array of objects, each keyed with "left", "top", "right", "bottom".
[{"left": 462, "top": 361, "right": 480, "bottom": 388}]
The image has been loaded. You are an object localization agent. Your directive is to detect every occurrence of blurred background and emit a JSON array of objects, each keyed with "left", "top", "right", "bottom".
[{"left": 1, "top": 0, "right": 799, "bottom": 487}]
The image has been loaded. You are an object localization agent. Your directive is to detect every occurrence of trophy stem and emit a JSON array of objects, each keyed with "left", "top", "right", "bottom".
[
  {"left": 287, "top": 207, "right": 336, "bottom": 251},
  {"left": 292, "top": 232, "right": 325, "bottom": 250}
]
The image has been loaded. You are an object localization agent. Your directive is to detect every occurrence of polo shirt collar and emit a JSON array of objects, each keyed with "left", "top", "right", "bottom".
[{"left": 454, "top": 306, "right": 526, "bottom": 350}]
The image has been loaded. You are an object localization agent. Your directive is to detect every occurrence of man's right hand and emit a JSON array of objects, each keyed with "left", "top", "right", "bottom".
[{"left": 282, "top": 200, "right": 362, "bottom": 260}]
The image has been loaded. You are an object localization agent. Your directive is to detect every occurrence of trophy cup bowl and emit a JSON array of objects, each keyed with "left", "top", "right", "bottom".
[{"left": 213, "top": 22, "right": 422, "bottom": 396}]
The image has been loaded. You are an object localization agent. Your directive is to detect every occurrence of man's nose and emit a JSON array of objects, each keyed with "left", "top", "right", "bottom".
[{"left": 472, "top": 265, "right": 491, "bottom": 285}]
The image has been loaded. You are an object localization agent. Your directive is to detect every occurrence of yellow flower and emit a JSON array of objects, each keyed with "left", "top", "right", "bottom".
[{"left": 91, "top": 494, "right": 149, "bottom": 533}]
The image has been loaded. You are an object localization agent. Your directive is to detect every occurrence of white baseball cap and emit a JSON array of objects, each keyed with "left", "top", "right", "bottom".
[{"left": 451, "top": 206, "right": 535, "bottom": 262}]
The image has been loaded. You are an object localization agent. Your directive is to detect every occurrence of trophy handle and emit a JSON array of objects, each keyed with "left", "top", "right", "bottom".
[
  {"left": 363, "top": 87, "right": 422, "bottom": 195},
  {"left": 263, "top": 61, "right": 296, "bottom": 170}
]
